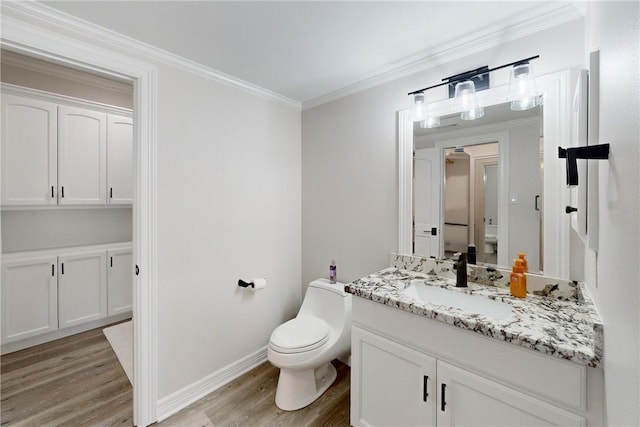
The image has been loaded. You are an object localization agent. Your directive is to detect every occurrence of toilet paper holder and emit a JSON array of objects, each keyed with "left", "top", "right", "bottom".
[
  {"left": 238, "top": 278, "right": 266, "bottom": 290},
  {"left": 238, "top": 279, "right": 256, "bottom": 288}
]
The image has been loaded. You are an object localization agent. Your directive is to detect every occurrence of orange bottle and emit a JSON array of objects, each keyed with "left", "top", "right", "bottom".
[
  {"left": 510, "top": 259, "right": 527, "bottom": 298},
  {"left": 518, "top": 252, "right": 529, "bottom": 273}
]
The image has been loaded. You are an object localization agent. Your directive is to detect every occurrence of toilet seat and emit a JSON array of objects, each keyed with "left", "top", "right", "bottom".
[{"left": 269, "top": 316, "right": 329, "bottom": 354}]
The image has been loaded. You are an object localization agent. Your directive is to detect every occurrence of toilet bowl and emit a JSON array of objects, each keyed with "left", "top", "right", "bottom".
[{"left": 267, "top": 278, "right": 352, "bottom": 411}]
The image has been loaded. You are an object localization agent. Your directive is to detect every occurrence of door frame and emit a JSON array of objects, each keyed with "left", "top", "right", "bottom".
[{"left": 2, "top": 7, "right": 158, "bottom": 426}]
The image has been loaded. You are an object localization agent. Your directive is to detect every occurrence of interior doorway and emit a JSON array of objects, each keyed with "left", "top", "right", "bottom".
[{"left": 2, "top": 15, "right": 158, "bottom": 425}]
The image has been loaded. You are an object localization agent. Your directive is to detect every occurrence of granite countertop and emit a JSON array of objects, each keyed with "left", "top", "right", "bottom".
[{"left": 346, "top": 262, "right": 603, "bottom": 368}]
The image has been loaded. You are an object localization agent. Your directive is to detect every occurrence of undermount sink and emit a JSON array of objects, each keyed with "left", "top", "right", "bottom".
[{"left": 402, "top": 282, "right": 512, "bottom": 320}]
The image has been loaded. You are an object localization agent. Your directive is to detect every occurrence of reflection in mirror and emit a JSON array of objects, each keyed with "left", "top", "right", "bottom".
[{"left": 413, "top": 103, "right": 543, "bottom": 272}]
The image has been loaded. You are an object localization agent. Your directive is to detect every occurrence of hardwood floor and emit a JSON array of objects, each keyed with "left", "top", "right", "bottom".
[
  {"left": 1, "top": 327, "right": 351, "bottom": 427},
  {"left": 160, "top": 360, "right": 351, "bottom": 427},
  {"left": 1, "top": 325, "right": 133, "bottom": 426}
]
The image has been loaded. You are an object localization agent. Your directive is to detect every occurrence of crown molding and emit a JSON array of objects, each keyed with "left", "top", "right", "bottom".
[
  {"left": 2, "top": 1, "right": 301, "bottom": 110},
  {"left": 302, "top": 3, "right": 583, "bottom": 111}
]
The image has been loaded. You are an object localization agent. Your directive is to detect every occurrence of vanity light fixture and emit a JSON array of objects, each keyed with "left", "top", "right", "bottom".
[
  {"left": 508, "top": 61, "right": 540, "bottom": 111},
  {"left": 411, "top": 92, "right": 440, "bottom": 128},
  {"left": 408, "top": 55, "right": 540, "bottom": 121},
  {"left": 454, "top": 80, "right": 484, "bottom": 120}
]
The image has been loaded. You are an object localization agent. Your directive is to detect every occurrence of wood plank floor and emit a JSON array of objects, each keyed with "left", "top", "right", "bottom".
[
  {"left": 1, "top": 325, "right": 133, "bottom": 426},
  {"left": 2, "top": 327, "right": 351, "bottom": 427},
  {"left": 159, "top": 360, "right": 351, "bottom": 427}
]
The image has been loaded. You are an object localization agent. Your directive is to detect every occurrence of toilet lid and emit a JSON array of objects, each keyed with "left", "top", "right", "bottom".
[{"left": 269, "top": 316, "right": 329, "bottom": 354}]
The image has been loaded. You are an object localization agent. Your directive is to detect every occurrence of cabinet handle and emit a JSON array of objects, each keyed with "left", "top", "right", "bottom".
[
  {"left": 51, "top": 186, "right": 54, "bottom": 198},
  {"left": 61, "top": 263, "right": 64, "bottom": 275},
  {"left": 51, "top": 264, "right": 55, "bottom": 276},
  {"left": 61, "top": 186, "right": 65, "bottom": 198},
  {"left": 110, "top": 187, "right": 113, "bottom": 198},
  {"left": 423, "top": 375, "right": 429, "bottom": 402},
  {"left": 135, "top": 265, "right": 140, "bottom": 276},
  {"left": 441, "top": 383, "right": 447, "bottom": 411},
  {"left": 110, "top": 256, "right": 113, "bottom": 267}
]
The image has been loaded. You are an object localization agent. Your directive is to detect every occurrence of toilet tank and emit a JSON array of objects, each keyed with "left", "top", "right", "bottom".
[{"left": 298, "top": 279, "right": 351, "bottom": 330}]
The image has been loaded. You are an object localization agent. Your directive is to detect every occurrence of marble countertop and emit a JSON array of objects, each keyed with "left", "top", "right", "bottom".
[{"left": 346, "top": 266, "right": 603, "bottom": 367}]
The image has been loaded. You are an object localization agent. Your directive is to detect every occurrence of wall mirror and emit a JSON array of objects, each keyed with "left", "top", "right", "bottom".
[{"left": 399, "top": 70, "right": 571, "bottom": 278}]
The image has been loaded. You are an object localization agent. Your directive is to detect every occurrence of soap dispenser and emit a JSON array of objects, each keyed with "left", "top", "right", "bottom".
[
  {"left": 518, "top": 252, "right": 529, "bottom": 273},
  {"left": 510, "top": 259, "right": 527, "bottom": 298}
]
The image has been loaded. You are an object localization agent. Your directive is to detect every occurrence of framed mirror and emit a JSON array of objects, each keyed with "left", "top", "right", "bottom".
[{"left": 399, "top": 70, "right": 571, "bottom": 278}]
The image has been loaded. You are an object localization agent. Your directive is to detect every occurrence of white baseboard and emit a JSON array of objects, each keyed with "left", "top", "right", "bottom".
[{"left": 156, "top": 346, "right": 268, "bottom": 421}]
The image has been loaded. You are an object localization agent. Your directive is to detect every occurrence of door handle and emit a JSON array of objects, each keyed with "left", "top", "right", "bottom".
[{"left": 423, "top": 375, "right": 429, "bottom": 402}]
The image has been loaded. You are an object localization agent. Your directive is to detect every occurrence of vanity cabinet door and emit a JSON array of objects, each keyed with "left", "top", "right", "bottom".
[
  {"left": 351, "top": 326, "right": 436, "bottom": 427},
  {"left": 58, "top": 250, "right": 107, "bottom": 329},
  {"left": 437, "top": 361, "right": 585, "bottom": 427}
]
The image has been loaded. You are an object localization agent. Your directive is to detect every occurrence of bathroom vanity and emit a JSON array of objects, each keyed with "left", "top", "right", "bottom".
[{"left": 347, "top": 255, "right": 603, "bottom": 427}]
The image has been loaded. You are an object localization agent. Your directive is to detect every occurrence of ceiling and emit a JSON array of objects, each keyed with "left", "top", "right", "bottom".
[{"left": 43, "top": 1, "right": 579, "bottom": 106}]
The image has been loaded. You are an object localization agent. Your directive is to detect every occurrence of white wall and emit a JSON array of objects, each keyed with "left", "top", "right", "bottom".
[
  {"left": 1, "top": 5, "right": 302, "bottom": 405},
  {"left": 302, "top": 19, "right": 585, "bottom": 286},
  {"left": 1, "top": 208, "right": 132, "bottom": 252},
  {"left": 155, "top": 65, "right": 301, "bottom": 398},
  {"left": 582, "top": 2, "right": 640, "bottom": 425}
]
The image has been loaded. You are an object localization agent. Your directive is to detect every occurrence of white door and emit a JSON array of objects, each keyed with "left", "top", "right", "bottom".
[
  {"left": 107, "top": 114, "right": 133, "bottom": 204},
  {"left": 1, "top": 94, "right": 58, "bottom": 206},
  {"left": 58, "top": 250, "right": 107, "bottom": 329},
  {"left": 414, "top": 148, "right": 442, "bottom": 257},
  {"left": 351, "top": 327, "right": 436, "bottom": 427},
  {"left": 58, "top": 106, "right": 107, "bottom": 205},
  {"left": 437, "top": 361, "right": 585, "bottom": 427},
  {"left": 1, "top": 256, "right": 58, "bottom": 344},
  {"left": 107, "top": 248, "right": 133, "bottom": 316}
]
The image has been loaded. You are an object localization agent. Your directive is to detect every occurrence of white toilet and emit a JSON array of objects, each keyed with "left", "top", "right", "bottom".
[
  {"left": 484, "top": 224, "right": 498, "bottom": 254},
  {"left": 267, "top": 278, "right": 352, "bottom": 411}
]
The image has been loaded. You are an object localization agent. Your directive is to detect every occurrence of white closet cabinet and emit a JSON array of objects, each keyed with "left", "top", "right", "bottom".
[
  {"left": 107, "top": 248, "right": 133, "bottom": 315},
  {"left": 107, "top": 115, "right": 133, "bottom": 204},
  {"left": 351, "top": 327, "right": 436, "bottom": 427},
  {"left": 58, "top": 249, "right": 107, "bottom": 329},
  {"left": 1, "top": 255, "right": 58, "bottom": 344},
  {"left": 1, "top": 94, "right": 58, "bottom": 205},
  {"left": 0, "top": 86, "right": 132, "bottom": 207},
  {"left": 57, "top": 106, "right": 107, "bottom": 205}
]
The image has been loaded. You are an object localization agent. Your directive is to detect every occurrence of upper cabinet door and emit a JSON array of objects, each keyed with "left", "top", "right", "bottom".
[
  {"left": 107, "top": 115, "right": 133, "bottom": 204},
  {"left": 1, "top": 95, "right": 58, "bottom": 206},
  {"left": 58, "top": 106, "right": 107, "bottom": 205}
]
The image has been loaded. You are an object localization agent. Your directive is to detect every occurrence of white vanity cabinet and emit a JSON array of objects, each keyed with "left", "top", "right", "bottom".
[
  {"left": 58, "top": 106, "right": 107, "bottom": 205},
  {"left": 1, "top": 94, "right": 58, "bottom": 206},
  {"left": 107, "top": 248, "right": 133, "bottom": 315},
  {"left": 351, "top": 298, "right": 600, "bottom": 427},
  {"left": 58, "top": 249, "right": 108, "bottom": 328},
  {"left": 352, "top": 327, "right": 436, "bottom": 427},
  {"left": 1, "top": 255, "right": 59, "bottom": 343},
  {"left": 0, "top": 86, "right": 132, "bottom": 207}
]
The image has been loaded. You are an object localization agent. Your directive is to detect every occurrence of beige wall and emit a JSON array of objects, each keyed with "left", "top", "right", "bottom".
[{"left": 1, "top": 50, "right": 133, "bottom": 108}]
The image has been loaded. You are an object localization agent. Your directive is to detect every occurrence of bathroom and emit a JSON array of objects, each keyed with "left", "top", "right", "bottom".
[{"left": 1, "top": 2, "right": 638, "bottom": 426}]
